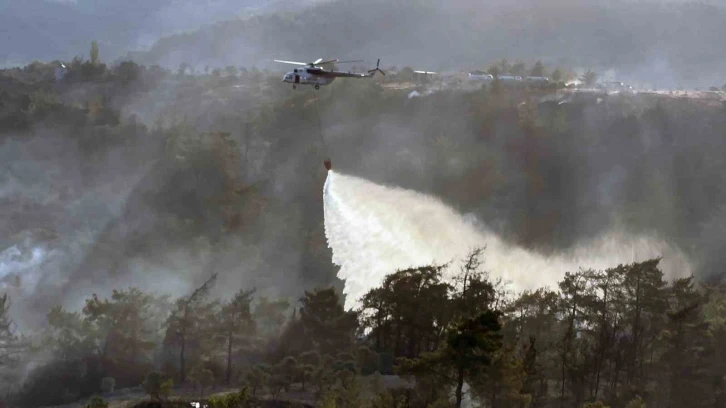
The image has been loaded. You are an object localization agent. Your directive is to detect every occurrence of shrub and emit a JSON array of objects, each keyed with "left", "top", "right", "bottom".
[
  {"left": 625, "top": 396, "right": 646, "bottom": 408},
  {"left": 26, "top": 90, "right": 61, "bottom": 116},
  {"left": 244, "top": 365, "right": 269, "bottom": 396},
  {"left": 143, "top": 371, "right": 173, "bottom": 400},
  {"left": 189, "top": 367, "right": 215, "bottom": 397},
  {"left": 206, "top": 388, "right": 252, "bottom": 408},
  {"left": 86, "top": 396, "right": 108, "bottom": 408},
  {"left": 583, "top": 402, "right": 610, "bottom": 408}
]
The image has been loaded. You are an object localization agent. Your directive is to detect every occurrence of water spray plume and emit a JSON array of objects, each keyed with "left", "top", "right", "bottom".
[{"left": 323, "top": 171, "right": 694, "bottom": 310}]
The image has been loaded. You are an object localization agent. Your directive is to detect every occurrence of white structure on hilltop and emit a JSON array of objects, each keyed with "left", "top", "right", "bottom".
[{"left": 54, "top": 62, "right": 67, "bottom": 81}]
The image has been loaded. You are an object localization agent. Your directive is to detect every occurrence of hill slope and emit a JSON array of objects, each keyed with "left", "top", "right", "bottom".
[{"left": 2, "top": 61, "right": 726, "bottom": 333}]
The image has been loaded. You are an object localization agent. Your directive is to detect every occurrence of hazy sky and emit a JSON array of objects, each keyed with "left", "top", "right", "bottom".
[{"left": 0, "top": 0, "right": 323, "bottom": 66}]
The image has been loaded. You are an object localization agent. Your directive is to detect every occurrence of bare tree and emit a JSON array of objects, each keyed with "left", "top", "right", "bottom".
[{"left": 0, "top": 294, "right": 27, "bottom": 366}]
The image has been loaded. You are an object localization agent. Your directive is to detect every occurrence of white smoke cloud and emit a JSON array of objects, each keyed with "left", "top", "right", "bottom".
[
  {"left": 323, "top": 170, "right": 693, "bottom": 310},
  {"left": 0, "top": 246, "right": 48, "bottom": 284}
]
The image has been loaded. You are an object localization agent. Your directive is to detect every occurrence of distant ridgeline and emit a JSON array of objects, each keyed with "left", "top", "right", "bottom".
[{"left": 120, "top": 0, "right": 726, "bottom": 89}]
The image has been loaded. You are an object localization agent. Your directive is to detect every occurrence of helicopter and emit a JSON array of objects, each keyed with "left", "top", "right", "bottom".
[{"left": 274, "top": 58, "right": 385, "bottom": 89}]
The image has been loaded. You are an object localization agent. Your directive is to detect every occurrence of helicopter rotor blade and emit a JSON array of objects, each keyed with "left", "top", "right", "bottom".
[
  {"left": 336, "top": 60, "right": 365, "bottom": 64},
  {"left": 274, "top": 59, "right": 308, "bottom": 66},
  {"left": 315, "top": 59, "right": 339, "bottom": 66}
]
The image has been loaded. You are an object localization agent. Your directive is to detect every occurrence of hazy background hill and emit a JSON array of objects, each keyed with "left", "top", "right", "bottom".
[
  {"left": 4, "top": 0, "right": 726, "bottom": 88},
  {"left": 0, "top": 0, "right": 324, "bottom": 67},
  {"left": 127, "top": 0, "right": 726, "bottom": 89}
]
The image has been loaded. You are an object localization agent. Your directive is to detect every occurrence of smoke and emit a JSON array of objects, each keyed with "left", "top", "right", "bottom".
[
  {"left": 323, "top": 170, "right": 693, "bottom": 310},
  {"left": 0, "top": 127, "right": 163, "bottom": 328},
  {"left": 0, "top": 90, "right": 325, "bottom": 332}
]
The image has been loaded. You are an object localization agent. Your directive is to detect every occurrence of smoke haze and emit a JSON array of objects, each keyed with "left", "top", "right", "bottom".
[
  {"left": 2, "top": 72, "right": 725, "bottom": 335},
  {"left": 2, "top": 0, "right": 726, "bottom": 404}
]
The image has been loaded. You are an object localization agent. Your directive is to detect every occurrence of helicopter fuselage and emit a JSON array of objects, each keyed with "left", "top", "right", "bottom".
[
  {"left": 277, "top": 58, "right": 382, "bottom": 89},
  {"left": 282, "top": 68, "right": 335, "bottom": 88}
]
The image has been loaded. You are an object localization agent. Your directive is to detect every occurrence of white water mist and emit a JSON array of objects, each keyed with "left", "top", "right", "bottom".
[{"left": 323, "top": 171, "right": 693, "bottom": 310}]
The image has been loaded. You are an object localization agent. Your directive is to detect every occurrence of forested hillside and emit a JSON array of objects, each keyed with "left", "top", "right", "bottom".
[
  {"left": 1, "top": 48, "right": 726, "bottom": 407},
  {"left": 2, "top": 52, "right": 726, "bottom": 323},
  {"left": 3, "top": 254, "right": 726, "bottom": 408}
]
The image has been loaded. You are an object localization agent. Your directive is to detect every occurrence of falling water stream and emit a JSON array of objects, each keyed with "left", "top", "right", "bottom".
[{"left": 323, "top": 170, "right": 693, "bottom": 310}]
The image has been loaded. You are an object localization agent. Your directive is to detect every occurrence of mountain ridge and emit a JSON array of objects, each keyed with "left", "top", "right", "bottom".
[
  {"left": 0, "top": 0, "right": 325, "bottom": 67},
  {"left": 126, "top": 0, "right": 726, "bottom": 88}
]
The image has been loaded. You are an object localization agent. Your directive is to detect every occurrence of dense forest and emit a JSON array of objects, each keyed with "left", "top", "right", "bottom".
[
  {"left": 1, "top": 43, "right": 726, "bottom": 407},
  {"left": 3, "top": 252, "right": 726, "bottom": 408}
]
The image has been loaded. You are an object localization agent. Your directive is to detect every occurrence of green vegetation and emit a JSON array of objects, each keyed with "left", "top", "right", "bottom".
[
  {"left": 90, "top": 41, "right": 100, "bottom": 65},
  {"left": 143, "top": 372, "right": 174, "bottom": 401},
  {"left": 6, "top": 249, "right": 726, "bottom": 407},
  {"left": 530, "top": 61, "right": 546, "bottom": 77},
  {"left": 2, "top": 51, "right": 726, "bottom": 408},
  {"left": 206, "top": 388, "right": 253, "bottom": 408},
  {"left": 190, "top": 366, "right": 215, "bottom": 397},
  {"left": 86, "top": 396, "right": 109, "bottom": 408}
]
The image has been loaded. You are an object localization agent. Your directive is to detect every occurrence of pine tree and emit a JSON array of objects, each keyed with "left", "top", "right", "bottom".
[
  {"left": 530, "top": 60, "right": 546, "bottom": 77},
  {"left": 299, "top": 288, "right": 357, "bottom": 355},
  {"left": 90, "top": 41, "right": 99, "bottom": 64},
  {"left": 164, "top": 274, "right": 218, "bottom": 384},
  {"left": 215, "top": 289, "right": 255, "bottom": 384}
]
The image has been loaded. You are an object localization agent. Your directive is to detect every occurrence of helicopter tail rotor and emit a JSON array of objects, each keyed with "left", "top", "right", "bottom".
[{"left": 368, "top": 59, "right": 385, "bottom": 76}]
